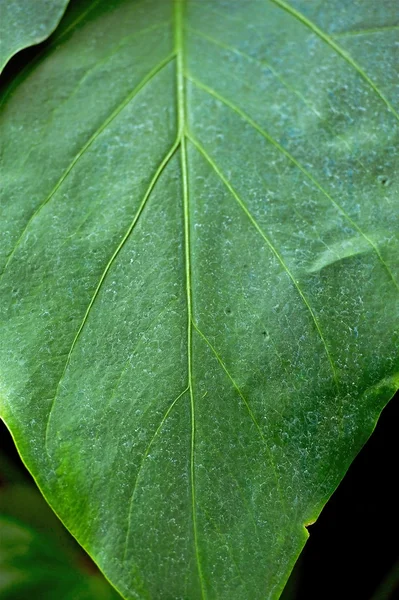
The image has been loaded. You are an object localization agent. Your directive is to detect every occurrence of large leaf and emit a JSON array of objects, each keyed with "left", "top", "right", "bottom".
[
  {"left": 0, "top": 0, "right": 70, "bottom": 73},
  {"left": 1, "top": 0, "right": 398, "bottom": 598}
]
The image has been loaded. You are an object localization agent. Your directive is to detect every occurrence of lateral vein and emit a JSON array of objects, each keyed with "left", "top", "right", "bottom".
[
  {"left": 192, "top": 321, "right": 285, "bottom": 507},
  {"left": 122, "top": 386, "right": 190, "bottom": 562},
  {"left": 0, "top": 53, "right": 175, "bottom": 282},
  {"left": 187, "top": 25, "right": 361, "bottom": 165},
  {"left": 269, "top": 0, "right": 399, "bottom": 121},
  {"left": 188, "top": 134, "right": 339, "bottom": 392},
  {"left": 44, "top": 137, "right": 180, "bottom": 452},
  {"left": 188, "top": 76, "right": 399, "bottom": 292}
]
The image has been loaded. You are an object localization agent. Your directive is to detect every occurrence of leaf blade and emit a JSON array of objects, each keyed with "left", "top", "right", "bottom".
[{"left": 1, "top": 1, "right": 398, "bottom": 598}]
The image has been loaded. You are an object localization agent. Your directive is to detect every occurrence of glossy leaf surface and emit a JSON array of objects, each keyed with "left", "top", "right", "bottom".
[
  {"left": 1, "top": 1, "right": 398, "bottom": 598},
  {"left": 0, "top": 0, "right": 70, "bottom": 72}
]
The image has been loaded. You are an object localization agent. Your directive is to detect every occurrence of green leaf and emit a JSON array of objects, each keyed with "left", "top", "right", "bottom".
[
  {"left": 0, "top": 0, "right": 70, "bottom": 73},
  {"left": 1, "top": 0, "right": 398, "bottom": 598}
]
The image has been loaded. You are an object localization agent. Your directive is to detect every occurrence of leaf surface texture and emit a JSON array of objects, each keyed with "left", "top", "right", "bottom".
[{"left": 1, "top": 0, "right": 398, "bottom": 598}]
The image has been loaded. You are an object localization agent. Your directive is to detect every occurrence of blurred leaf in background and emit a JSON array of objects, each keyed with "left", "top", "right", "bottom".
[
  {"left": 0, "top": 447, "right": 121, "bottom": 600},
  {"left": 0, "top": 0, "right": 70, "bottom": 72}
]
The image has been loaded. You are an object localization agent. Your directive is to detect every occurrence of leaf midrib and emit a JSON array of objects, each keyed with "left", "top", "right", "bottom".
[
  {"left": 5, "top": 2, "right": 398, "bottom": 595},
  {"left": 174, "top": 0, "right": 206, "bottom": 596},
  {"left": 20, "top": 0, "right": 397, "bottom": 478}
]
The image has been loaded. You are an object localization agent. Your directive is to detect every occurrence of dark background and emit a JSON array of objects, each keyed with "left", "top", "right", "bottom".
[
  {"left": 1, "top": 391, "right": 398, "bottom": 600},
  {"left": 288, "top": 390, "right": 399, "bottom": 600}
]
